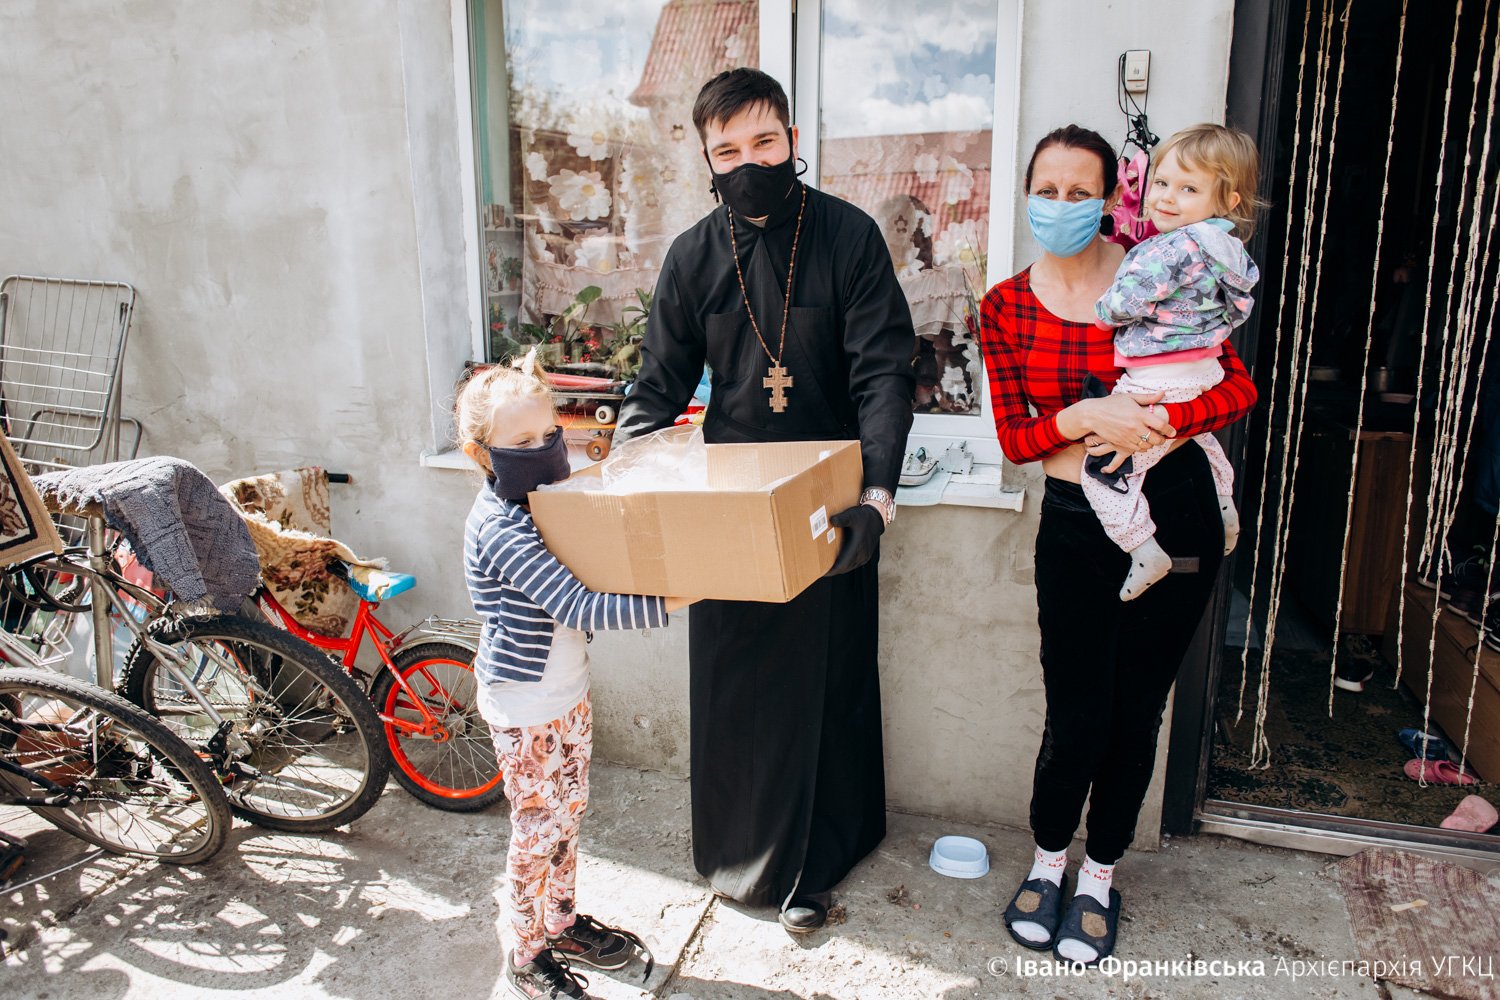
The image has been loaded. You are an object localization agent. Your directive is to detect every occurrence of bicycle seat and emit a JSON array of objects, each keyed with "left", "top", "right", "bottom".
[{"left": 345, "top": 565, "right": 416, "bottom": 602}]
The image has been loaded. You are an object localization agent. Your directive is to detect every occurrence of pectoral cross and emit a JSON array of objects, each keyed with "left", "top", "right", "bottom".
[{"left": 763, "top": 364, "right": 793, "bottom": 413}]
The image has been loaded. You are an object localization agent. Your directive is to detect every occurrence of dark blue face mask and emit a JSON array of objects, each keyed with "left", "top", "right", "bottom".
[{"left": 486, "top": 426, "right": 570, "bottom": 500}]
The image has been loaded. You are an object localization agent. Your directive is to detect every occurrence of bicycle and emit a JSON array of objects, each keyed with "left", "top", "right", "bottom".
[
  {"left": 254, "top": 572, "right": 501, "bottom": 812},
  {"left": 222, "top": 466, "right": 499, "bottom": 812},
  {"left": 0, "top": 666, "right": 229, "bottom": 864},
  {"left": 1, "top": 498, "right": 390, "bottom": 833}
]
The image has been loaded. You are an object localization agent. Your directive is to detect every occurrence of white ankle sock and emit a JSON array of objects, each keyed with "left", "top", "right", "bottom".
[
  {"left": 1219, "top": 494, "right": 1240, "bottom": 555},
  {"left": 1074, "top": 855, "right": 1114, "bottom": 906},
  {"left": 1056, "top": 856, "right": 1116, "bottom": 964},
  {"left": 1027, "top": 844, "right": 1067, "bottom": 886},
  {"left": 1010, "top": 844, "right": 1068, "bottom": 944},
  {"left": 1120, "top": 536, "right": 1171, "bottom": 601}
]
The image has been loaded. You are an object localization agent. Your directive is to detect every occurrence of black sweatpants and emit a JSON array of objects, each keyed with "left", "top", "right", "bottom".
[{"left": 1030, "top": 442, "right": 1225, "bottom": 865}]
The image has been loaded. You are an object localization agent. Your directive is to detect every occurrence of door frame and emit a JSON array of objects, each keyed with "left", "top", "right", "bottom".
[
  {"left": 1162, "top": 0, "right": 1500, "bottom": 862},
  {"left": 1160, "top": 0, "right": 1292, "bottom": 837}
]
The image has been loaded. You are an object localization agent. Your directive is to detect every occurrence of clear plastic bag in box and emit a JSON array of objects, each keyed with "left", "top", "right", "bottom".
[{"left": 539, "top": 424, "right": 709, "bottom": 494}]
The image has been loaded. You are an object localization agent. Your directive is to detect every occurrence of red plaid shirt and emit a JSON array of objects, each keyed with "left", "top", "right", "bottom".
[{"left": 979, "top": 268, "right": 1258, "bottom": 464}]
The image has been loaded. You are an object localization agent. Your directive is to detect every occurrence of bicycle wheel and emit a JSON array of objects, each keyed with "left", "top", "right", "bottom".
[
  {"left": 368, "top": 641, "right": 503, "bottom": 811},
  {"left": 119, "top": 616, "right": 389, "bottom": 832},
  {"left": 0, "top": 667, "right": 230, "bottom": 864}
]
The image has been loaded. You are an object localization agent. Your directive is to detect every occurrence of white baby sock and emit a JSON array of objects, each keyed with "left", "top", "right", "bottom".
[
  {"left": 1120, "top": 536, "right": 1172, "bottom": 601},
  {"left": 1219, "top": 495, "right": 1240, "bottom": 555},
  {"left": 1010, "top": 844, "right": 1067, "bottom": 944}
]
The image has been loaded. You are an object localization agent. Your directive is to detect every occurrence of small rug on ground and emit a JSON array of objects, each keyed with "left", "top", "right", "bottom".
[{"left": 1325, "top": 848, "right": 1500, "bottom": 1000}]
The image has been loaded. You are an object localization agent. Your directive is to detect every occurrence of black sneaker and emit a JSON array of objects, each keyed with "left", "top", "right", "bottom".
[
  {"left": 505, "top": 948, "right": 592, "bottom": 999},
  {"left": 1418, "top": 551, "right": 1488, "bottom": 599},
  {"left": 1479, "top": 604, "right": 1500, "bottom": 653},
  {"left": 1333, "top": 636, "right": 1378, "bottom": 692},
  {"left": 1447, "top": 584, "right": 1488, "bottom": 624},
  {"left": 1333, "top": 662, "right": 1375, "bottom": 692},
  {"left": 547, "top": 914, "right": 650, "bottom": 975}
]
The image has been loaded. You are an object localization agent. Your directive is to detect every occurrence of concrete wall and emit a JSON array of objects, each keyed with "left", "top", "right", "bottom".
[
  {"left": 0, "top": 0, "right": 479, "bottom": 575},
  {"left": 1009, "top": 1, "right": 1237, "bottom": 269},
  {"left": 0, "top": 0, "right": 1235, "bottom": 846}
]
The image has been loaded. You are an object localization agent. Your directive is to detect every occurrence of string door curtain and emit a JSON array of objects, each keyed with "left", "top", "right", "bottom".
[{"left": 1238, "top": 0, "right": 1499, "bottom": 783}]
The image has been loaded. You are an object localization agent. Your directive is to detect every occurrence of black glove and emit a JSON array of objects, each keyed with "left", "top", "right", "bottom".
[{"left": 825, "top": 503, "right": 885, "bottom": 577}]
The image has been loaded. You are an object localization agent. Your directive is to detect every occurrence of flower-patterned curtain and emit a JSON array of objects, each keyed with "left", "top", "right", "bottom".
[{"left": 473, "top": 0, "right": 760, "bottom": 367}]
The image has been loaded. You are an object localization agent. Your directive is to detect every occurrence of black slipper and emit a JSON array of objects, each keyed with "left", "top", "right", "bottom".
[
  {"left": 1002, "top": 873, "right": 1069, "bottom": 950},
  {"left": 1052, "top": 888, "right": 1122, "bottom": 967}
]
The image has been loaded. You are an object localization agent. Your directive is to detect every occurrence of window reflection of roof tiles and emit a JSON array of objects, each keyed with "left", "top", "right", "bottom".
[{"left": 630, "top": 0, "right": 760, "bottom": 107}]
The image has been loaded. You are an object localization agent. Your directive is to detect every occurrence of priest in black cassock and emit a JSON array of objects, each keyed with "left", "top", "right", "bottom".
[{"left": 614, "top": 68, "right": 915, "bottom": 933}]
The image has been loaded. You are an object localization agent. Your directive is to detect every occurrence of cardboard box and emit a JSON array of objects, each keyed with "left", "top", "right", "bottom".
[
  {"left": 1382, "top": 581, "right": 1500, "bottom": 782},
  {"left": 527, "top": 439, "right": 862, "bottom": 603}
]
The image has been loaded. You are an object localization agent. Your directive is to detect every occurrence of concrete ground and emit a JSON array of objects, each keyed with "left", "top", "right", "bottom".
[{"left": 0, "top": 762, "right": 1477, "bottom": 1000}]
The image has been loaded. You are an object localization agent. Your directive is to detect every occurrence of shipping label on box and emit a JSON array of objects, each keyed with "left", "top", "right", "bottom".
[{"left": 527, "top": 440, "right": 863, "bottom": 603}]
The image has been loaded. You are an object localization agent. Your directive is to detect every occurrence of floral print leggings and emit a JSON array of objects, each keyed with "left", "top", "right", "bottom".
[{"left": 489, "top": 695, "right": 592, "bottom": 962}]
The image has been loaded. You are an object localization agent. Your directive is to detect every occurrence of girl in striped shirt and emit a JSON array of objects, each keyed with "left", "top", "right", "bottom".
[{"left": 456, "top": 353, "right": 694, "bottom": 1000}]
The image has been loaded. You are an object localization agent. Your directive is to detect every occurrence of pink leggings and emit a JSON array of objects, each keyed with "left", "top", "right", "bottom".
[
  {"left": 1081, "top": 364, "right": 1235, "bottom": 552},
  {"left": 489, "top": 695, "right": 592, "bottom": 962}
]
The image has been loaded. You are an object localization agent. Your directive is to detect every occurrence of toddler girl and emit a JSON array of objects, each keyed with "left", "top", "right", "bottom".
[
  {"left": 457, "top": 350, "right": 693, "bottom": 1000},
  {"left": 1089, "top": 123, "right": 1262, "bottom": 600}
]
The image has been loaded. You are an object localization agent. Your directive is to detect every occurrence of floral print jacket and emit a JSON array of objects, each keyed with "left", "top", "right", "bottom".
[{"left": 1095, "top": 219, "right": 1260, "bottom": 360}]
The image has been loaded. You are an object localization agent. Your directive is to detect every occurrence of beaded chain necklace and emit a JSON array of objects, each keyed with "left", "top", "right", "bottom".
[{"left": 727, "top": 184, "right": 807, "bottom": 413}]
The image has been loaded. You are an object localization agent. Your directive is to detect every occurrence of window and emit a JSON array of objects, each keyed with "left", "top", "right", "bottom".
[
  {"left": 797, "top": 0, "right": 1018, "bottom": 465},
  {"left": 456, "top": 0, "right": 1020, "bottom": 475},
  {"left": 467, "top": 0, "right": 761, "bottom": 369}
]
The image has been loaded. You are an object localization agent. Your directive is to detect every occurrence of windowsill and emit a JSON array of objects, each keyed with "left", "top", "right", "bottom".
[
  {"left": 424, "top": 449, "right": 1025, "bottom": 511},
  {"left": 896, "top": 464, "right": 1025, "bottom": 511},
  {"left": 421, "top": 448, "right": 597, "bottom": 473},
  {"left": 421, "top": 448, "right": 472, "bottom": 470}
]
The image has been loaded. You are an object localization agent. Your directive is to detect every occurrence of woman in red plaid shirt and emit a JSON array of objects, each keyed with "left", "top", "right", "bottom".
[{"left": 979, "top": 125, "right": 1257, "bottom": 967}]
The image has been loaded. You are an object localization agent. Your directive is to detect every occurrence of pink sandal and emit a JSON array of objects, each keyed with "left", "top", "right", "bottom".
[
  {"left": 1403, "top": 758, "right": 1478, "bottom": 786},
  {"left": 1440, "top": 794, "right": 1499, "bottom": 832}
]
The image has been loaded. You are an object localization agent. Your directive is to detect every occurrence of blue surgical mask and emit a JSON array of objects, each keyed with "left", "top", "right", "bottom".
[
  {"left": 1026, "top": 196, "right": 1106, "bottom": 258},
  {"left": 486, "top": 427, "right": 570, "bottom": 500}
]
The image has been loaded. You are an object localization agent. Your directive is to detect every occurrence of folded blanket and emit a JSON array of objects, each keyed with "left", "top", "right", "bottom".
[
  {"left": 220, "top": 467, "right": 383, "bottom": 637},
  {"left": 33, "top": 457, "right": 260, "bottom": 612}
]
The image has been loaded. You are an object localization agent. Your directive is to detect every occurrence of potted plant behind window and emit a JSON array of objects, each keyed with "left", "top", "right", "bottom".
[
  {"left": 603, "top": 288, "right": 651, "bottom": 379},
  {"left": 517, "top": 284, "right": 602, "bottom": 367}
]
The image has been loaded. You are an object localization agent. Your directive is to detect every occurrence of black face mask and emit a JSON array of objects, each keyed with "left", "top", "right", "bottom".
[
  {"left": 707, "top": 138, "right": 803, "bottom": 220},
  {"left": 486, "top": 427, "right": 570, "bottom": 500}
]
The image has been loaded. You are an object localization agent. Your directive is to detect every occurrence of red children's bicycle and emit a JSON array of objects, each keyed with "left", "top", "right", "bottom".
[
  {"left": 255, "top": 573, "right": 502, "bottom": 812},
  {"left": 222, "top": 466, "right": 502, "bottom": 813}
]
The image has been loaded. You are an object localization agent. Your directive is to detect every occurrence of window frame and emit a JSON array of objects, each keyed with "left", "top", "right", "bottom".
[
  {"left": 455, "top": 1, "right": 488, "bottom": 368},
  {"left": 791, "top": 0, "right": 1023, "bottom": 467},
  {"left": 449, "top": 0, "right": 1024, "bottom": 468}
]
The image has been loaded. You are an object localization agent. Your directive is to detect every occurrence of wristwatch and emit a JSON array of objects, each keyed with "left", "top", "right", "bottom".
[{"left": 860, "top": 487, "right": 896, "bottom": 526}]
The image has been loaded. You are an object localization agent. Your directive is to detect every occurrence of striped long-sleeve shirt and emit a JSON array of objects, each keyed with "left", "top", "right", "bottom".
[{"left": 464, "top": 486, "right": 669, "bottom": 685}]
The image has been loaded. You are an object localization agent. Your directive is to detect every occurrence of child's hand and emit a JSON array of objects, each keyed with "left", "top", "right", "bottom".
[{"left": 665, "top": 596, "right": 699, "bottom": 612}]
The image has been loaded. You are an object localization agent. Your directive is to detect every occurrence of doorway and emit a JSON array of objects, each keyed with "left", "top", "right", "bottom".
[{"left": 1186, "top": 0, "right": 1500, "bottom": 855}]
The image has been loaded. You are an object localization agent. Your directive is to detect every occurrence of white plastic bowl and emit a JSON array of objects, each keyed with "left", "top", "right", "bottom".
[{"left": 929, "top": 835, "right": 989, "bottom": 879}]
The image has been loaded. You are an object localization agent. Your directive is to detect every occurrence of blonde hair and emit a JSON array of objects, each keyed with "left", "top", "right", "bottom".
[
  {"left": 453, "top": 347, "right": 555, "bottom": 474},
  {"left": 1153, "top": 123, "right": 1266, "bottom": 240}
]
